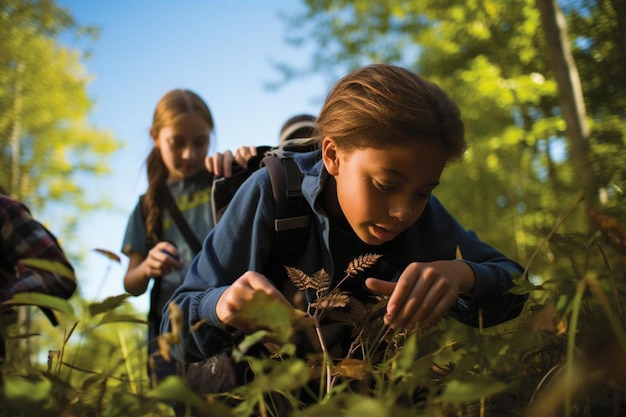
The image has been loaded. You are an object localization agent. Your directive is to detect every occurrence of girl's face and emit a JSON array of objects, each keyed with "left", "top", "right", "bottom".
[
  {"left": 322, "top": 137, "right": 448, "bottom": 246},
  {"left": 152, "top": 114, "right": 211, "bottom": 182}
]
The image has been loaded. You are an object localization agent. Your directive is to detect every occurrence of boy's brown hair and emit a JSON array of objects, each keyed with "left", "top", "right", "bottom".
[{"left": 316, "top": 64, "right": 467, "bottom": 161}]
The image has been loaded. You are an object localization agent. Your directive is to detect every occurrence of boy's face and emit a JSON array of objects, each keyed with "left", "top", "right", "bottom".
[
  {"left": 152, "top": 114, "right": 211, "bottom": 182},
  {"left": 322, "top": 137, "right": 448, "bottom": 246}
]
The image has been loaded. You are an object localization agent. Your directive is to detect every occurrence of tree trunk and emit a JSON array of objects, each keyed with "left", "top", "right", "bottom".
[
  {"left": 535, "top": 0, "right": 594, "bottom": 204},
  {"left": 10, "top": 62, "right": 24, "bottom": 200}
]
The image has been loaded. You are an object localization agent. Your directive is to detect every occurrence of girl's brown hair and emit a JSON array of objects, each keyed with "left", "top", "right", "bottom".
[
  {"left": 143, "top": 89, "right": 214, "bottom": 244},
  {"left": 316, "top": 64, "right": 466, "bottom": 160}
]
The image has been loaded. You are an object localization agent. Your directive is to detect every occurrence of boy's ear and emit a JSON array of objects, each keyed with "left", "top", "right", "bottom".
[{"left": 321, "top": 137, "right": 340, "bottom": 176}]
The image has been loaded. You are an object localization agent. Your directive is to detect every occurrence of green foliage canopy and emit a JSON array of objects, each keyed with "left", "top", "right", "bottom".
[
  {"left": 280, "top": 0, "right": 625, "bottom": 271},
  {"left": 0, "top": 0, "right": 122, "bottom": 220}
]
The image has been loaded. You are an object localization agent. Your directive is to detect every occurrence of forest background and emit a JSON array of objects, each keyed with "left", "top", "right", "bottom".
[{"left": 1, "top": 0, "right": 625, "bottom": 416}]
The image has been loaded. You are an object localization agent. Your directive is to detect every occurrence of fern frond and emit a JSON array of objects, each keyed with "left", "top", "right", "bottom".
[
  {"left": 345, "top": 253, "right": 383, "bottom": 277},
  {"left": 312, "top": 269, "right": 331, "bottom": 292},
  {"left": 285, "top": 265, "right": 313, "bottom": 290},
  {"left": 311, "top": 292, "right": 351, "bottom": 310}
]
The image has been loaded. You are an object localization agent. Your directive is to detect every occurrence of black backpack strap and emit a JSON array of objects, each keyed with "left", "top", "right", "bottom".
[
  {"left": 157, "top": 183, "right": 203, "bottom": 254},
  {"left": 261, "top": 155, "right": 311, "bottom": 259}
]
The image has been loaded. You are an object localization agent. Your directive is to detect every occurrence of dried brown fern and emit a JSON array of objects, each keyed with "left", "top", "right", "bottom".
[
  {"left": 285, "top": 265, "right": 314, "bottom": 290},
  {"left": 312, "top": 269, "right": 331, "bottom": 292},
  {"left": 284, "top": 252, "right": 384, "bottom": 395},
  {"left": 285, "top": 266, "right": 331, "bottom": 292},
  {"left": 345, "top": 253, "right": 383, "bottom": 277},
  {"left": 311, "top": 292, "right": 351, "bottom": 310}
]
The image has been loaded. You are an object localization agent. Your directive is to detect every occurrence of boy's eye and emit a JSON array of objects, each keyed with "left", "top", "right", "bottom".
[{"left": 373, "top": 180, "right": 396, "bottom": 193}]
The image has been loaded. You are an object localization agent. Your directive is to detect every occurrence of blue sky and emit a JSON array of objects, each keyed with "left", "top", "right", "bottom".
[{"left": 57, "top": 0, "right": 330, "bottom": 312}]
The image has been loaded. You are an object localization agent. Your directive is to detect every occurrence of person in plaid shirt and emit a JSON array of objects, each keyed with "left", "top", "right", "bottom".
[{"left": 0, "top": 187, "right": 76, "bottom": 363}]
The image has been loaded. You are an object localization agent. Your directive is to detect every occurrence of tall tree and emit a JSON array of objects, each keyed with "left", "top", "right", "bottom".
[
  {"left": 565, "top": 0, "right": 626, "bottom": 218},
  {"left": 536, "top": 0, "right": 593, "bottom": 203},
  {"left": 0, "top": 0, "right": 121, "bottom": 221}
]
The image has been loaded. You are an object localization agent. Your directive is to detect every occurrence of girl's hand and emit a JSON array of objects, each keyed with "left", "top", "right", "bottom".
[
  {"left": 365, "top": 260, "right": 475, "bottom": 330},
  {"left": 144, "top": 241, "right": 182, "bottom": 278},
  {"left": 216, "top": 271, "right": 292, "bottom": 333},
  {"left": 205, "top": 146, "right": 257, "bottom": 178}
]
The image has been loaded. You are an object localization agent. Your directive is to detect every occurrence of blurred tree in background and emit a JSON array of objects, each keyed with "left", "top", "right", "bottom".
[
  {"left": 0, "top": 0, "right": 125, "bottom": 388},
  {"left": 0, "top": 0, "right": 122, "bottom": 242}
]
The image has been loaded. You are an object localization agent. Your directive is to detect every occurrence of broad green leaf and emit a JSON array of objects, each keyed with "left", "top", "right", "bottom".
[
  {"left": 249, "top": 359, "right": 310, "bottom": 392},
  {"left": 17, "top": 258, "right": 76, "bottom": 281},
  {"left": 3, "top": 292, "right": 74, "bottom": 318},
  {"left": 236, "top": 291, "right": 296, "bottom": 344},
  {"left": 88, "top": 293, "right": 132, "bottom": 316},
  {"left": 233, "top": 330, "right": 273, "bottom": 360},
  {"left": 2, "top": 375, "right": 53, "bottom": 408},
  {"left": 98, "top": 312, "right": 149, "bottom": 326},
  {"left": 146, "top": 375, "right": 233, "bottom": 416},
  {"left": 299, "top": 394, "right": 420, "bottom": 417},
  {"left": 438, "top": 376, "right": 508, "bottom": 404}
]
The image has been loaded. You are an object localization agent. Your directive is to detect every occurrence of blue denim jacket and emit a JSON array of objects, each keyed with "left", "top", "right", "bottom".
[{"left": 162, "top": 150, "right": 526, "bottom": 362}]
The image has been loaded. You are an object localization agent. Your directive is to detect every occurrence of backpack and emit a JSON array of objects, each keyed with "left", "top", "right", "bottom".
[
  {"left": 210, "top": 138, "right": 319, "bottom": 259},
  {"left": 186, "top": 139, "right": 320, "bottom": 398}
]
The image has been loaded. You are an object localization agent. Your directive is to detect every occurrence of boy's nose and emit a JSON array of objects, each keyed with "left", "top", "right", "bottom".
[{"left": 388, "top": 197, "right": 413, "bottom": 222}]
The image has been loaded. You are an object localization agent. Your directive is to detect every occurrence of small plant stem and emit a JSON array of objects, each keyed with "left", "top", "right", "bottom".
[
  {"left": 312, "top": 311, "right": 332, "bottom": 395},
  {"left": 480, "top": 396, "right": 485, "bottom": 417},
  {"left": 117, "top": 328, "right": 137, "bottom": 394},
  {"left": 522, "top": 194, "right": 585, "bottom": 279},
  {"left": 565, "top": 279, "right": 586, "bottom": 417},
  {"left": 58, "top": 321, "right": 78, "bottom": 375},
  {"left": 258, "top": 393, "right": 267, "bottom": 417}
]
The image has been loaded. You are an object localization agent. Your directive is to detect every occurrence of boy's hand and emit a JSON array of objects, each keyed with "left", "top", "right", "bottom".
[
  {"left": 365, "top": 260, "right": 475, "bottom": 330},
  {"left": 216, "top": 271, "right": 292, "bottom": 333}
]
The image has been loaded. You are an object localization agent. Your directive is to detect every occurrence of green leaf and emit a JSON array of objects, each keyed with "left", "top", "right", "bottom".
[
  {"left": 438, "top": 376, "right": 508, "bottom": 404},
  {"left": 88, "top": 293, "right": 132, "bottom": 316},
  {"left": 2, "top": 375, "right": 53, "bottom": 409},
  {"left": 145, "top": 375, "right": 233, "bottom": 416},
  {"left": 300, "top": 394, "right": 418, "bottom": 417},
  {"left": 250, "top": 359, "right": 311, "bottom": 392},
  {"left": 233, "top": 330, "right": 273, "bottom": 360},
  {"left": 3, "top": 292, "right": 74, "bottom": 318},
  {"left": 17, "top": 258, "right": 76, "bottom": 281},
  {"left": 97, "top": 312, "right": 149, "bottom": 325},
  {"left": 391, "top": 332, "right": 418, "bottom": 379},
  {"left": 236, "top": 291, "right": 296, "bottom": 344}
]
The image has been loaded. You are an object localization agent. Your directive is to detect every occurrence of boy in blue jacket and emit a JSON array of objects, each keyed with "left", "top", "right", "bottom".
[{"left": 162, "top": 64, "right": 527, "bottom": 387}]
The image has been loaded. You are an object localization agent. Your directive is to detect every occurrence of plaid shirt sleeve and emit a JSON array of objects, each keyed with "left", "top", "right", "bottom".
[{"left": 0, "top": 196, "right": 76, "bottom": 304}]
